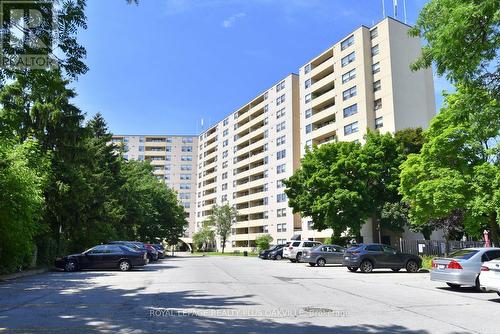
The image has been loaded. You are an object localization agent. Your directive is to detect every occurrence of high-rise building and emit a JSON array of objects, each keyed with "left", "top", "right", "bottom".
[
  {"left": 111, "top": 135, "right": 198, "bottom": 238},
  {"left": 113, "top": 17, "right": 436, "bottom": 249}
]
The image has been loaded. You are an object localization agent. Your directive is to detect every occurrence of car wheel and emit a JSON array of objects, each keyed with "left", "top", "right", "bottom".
[
  {"left": 275, "top": 254, "right": 282, "bottom": 260},
  {"left": 391, "top": 268, "right": 401, "bottom": 272},
  {"left": 296, "top": 253, "right": 303, "bottom": 262},
  {"left": 309, "top": 263, "right": 316, "bottom": 267},
  {"left": 347, "top": 267, "right": 358, "bottom": 272},
  {"left": 360, "top": 260, "right": 373, "bottom": 273},
  {"left": 406, "top": 260, "right": 419, "bottom": 273},
  {"left": 474, "top": 276, "right": 481, "bottom": 292},
  {"left": 446, "top": 283, "right": 461, "bottom": 289},
  {"left": 316, "top": 258, "right": 326, "bottom": 267},
  {"left": 119, "top": 260, "right": 131, "bottom": 272},
  {"left": 64, "top": 260, "right": 78, "bottom": 272},
  {"left": 290, "top": 259, "right": 296, "bottom": 263},
  {"left": 147, "top": 254, "right": 153, "bottom": 262}
]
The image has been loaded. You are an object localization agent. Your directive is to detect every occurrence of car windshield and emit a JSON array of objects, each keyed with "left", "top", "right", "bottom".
[{"left": 449, "top": 249, "right": 479, "bottom": 260}]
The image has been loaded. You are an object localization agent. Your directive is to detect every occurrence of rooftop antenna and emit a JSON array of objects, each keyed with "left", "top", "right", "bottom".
[
  {"left": 393, "top": 0, "right": 398, "bottom": 19},
  {"left": 403, "top": 0, "right": 408, "bottom": 23},
  {"left": 381, "top": 0, "right": 386, "bottom": 18}
]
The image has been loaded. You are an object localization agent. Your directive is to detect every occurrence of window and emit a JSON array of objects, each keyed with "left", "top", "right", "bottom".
[
  {"left": 223, "top": 118, "right": 229, "bottom": 126},
  {"left": 372, "top": 62, "right": 380, "bottom": 74},
  {"left": 181, "top": 146, "right": 193, "bottom": 152},
  {"left": 342, "top": 68, "right": 356, "bottom": 84},
  {"left": 181, "top": 164, "right": 192, "bottom": 171},
  {"left": 222, "top": 161, "right": 228, "bottom": 168},
  {"left": 305, "top": 124, "right": 312, "bottom": 134},
  {"left": 276, "top": 149, "right": 286, "bottom": 160},
  {"left": 276, "top": 121, "right": 286, "bottom": 132},
  {"left": 305, "top": 93, "right": 311, "bottom": 103},
  {"left": 342, "top": 86, "right": 357, "bottom": 101},
  {"left": 375, "top": 116, "right": 383, "bottom": 129},
  {"left": 180, "top": 174, "right": 191, "bottom": 180},
  {"left": 307, "top": 221, "right": 314, "bottom": 230},
  {"left": 223, "top": 129, "right": 228, "bottom": 136},
  {"left": 341, "top": 35, "right": 354, "bottom": 50},
  {"left": 276, "top": 179, "right": 285, "bottom": 188},
  {"left": 182, "top": 202, "right": 190, "bottom": 209},
  {"left": 277, "top": 193, "right": 287, "bottom": 202},
  {"left": 138, "top": 146, "right": 144, "bottom": 152},
  {"left": 343, "top": 104, "right": 358, "bottom": 118},
  {"left": 181, "top": 155, "right": 193, "bottom": 161},
  {"left": 305, "top": 108, "right": 312, "bottom": 119},
  {"left": 341, "top": 52, "right": 355, "bottom": 67},
  {"left": 222, "top": 183, "right": 227, "bottom": 191},
  {"left": 165, "top": 164, "right": 171, "bottom": 171},
  {"left": 373, "top": 80, "right": 381, "bottom": 92},
  {"left": 276, "top": 135, "right": 286, "bottom": 146},
  {"left": 276, "top": 108, "right": 286, "bottom": 119},
  {"left": 305, "top": 79, "right": 311, "bottom": 89},
  {"left": 138, "top": 155, "right": 144, "bottom": 161},
  {"left": 222, "top": 150, "right": 228, "bottom": 158},
  {"left": 305, "top": 140, "right": 313, "bottom": 149},
  {"left": 370, "top": 27, "right": 378, "bottom": 39},
  {"left": 264, "top": 92, "right": 268, "bottom": 100},
  {"left": 221, "top": 194, "right": 228, "bottom": 202},
  {"left": 277, "top": 164, "right": 286, "bottom": 174},
  {"left": 223, "top": 139, "right": 228, "bottom": 147},
  {"left": 344, "top": 121, "right": 359, "bottom": 135},
  {"left": 277, "top": 208, "right": 286, "bottom": 217},
  {"left": 371, "top": 44, "right": 379, "bottom": 56},
  {"left": 276, "top": 80, "right": 285, "bottom": 92},
  {"left": 182, "top": 137, "right": 193, "bottom": 143},
  {"left": 374, "top": 98, "right": 382, "bottom": 111},
  {"left": 179, "top": 183, "right": 191, "bottom": 190},
  {"left": 165, "top": 155, "right": 172, "bottom": 161},
  {"left": 366, "top": 245, "right": 383, "bottom": 252},
  {"left": 179, "top": 193, "right": 191, "bottom": 200},
  {"left": 222, "top": 172, "right": 228, "bottom": 180},
  {"left": 304, "top": 63, "right": 311, "bottom": 74},
  {"left": 276, "top": 94, "right": 285, "bottom": 106}
]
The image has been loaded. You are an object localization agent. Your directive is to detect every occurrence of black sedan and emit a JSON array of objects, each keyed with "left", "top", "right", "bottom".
[
  {"left": 55, "top": 244, "right": 148, "bottom": 272},
  {"left": 259, "top": 245, "right": 284, "bottom": 259},
  {"left": 342, "top": 243, "right": 422, "bottom": 273}
]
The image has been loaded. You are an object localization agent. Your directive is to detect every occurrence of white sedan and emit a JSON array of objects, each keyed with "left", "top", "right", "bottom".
[{"left": 480, "top": 259, "right": 500, "bottom": 296}]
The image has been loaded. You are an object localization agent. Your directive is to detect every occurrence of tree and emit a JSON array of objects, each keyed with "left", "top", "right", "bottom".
[
  {"left": 0, "top": 139, "right": 49, "bottom": 273},
  {"left": 255, "top": 234, "right": 273, "bottom": 252},
  {"left": 400, "top": 86, "right": 500, "bottom": 244},
  {"left": 409, "top": 0, "right": 499, "bottom": 98},
  {"left": 207, "top": 204, "right": 237, "bottom": 253},
  {"left": 192, "top": 223, "right": 215, "bottom": 252}
]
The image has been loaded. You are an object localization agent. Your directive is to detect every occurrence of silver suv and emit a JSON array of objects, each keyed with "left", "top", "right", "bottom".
[{"left": 283, "top": 240, "right": 322, "bottom": 262}]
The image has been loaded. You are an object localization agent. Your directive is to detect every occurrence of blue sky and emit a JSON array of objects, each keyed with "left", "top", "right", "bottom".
[{"left": 73, "top": 0, "right": 452, "bottom": 135}]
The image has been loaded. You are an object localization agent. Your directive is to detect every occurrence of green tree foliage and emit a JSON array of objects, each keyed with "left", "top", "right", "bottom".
[
  {"left": 286, "top": 130, "right": 422, "bottom": 242},
  {"left": 409, "top": 0, "right": 499, "bottom": 97},
  {"left": 0, "top": 139, "right": 49, "bottom": 273},
  {"left": 400, "top": 86, "right": 500, "bottom": 243},
  {"left": 206, "top": 204, "right": 237, "bottom": 253},
  {"left": 192, "top": 223, "right": 215, "bottom": 252},
  {"left": 255, "top": 234, "right": 273, "bottom": 252}
]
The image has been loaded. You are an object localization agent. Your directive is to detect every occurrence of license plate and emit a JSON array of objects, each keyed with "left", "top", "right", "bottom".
[{"left": 438, "top": 264, "right": 446, "bottom": 270}]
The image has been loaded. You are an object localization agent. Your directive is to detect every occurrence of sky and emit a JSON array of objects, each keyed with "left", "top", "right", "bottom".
[{"left": 72, "top": 0, "right": 452, "bottom": 135}]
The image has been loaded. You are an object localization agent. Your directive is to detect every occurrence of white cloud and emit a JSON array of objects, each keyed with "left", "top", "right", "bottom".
[{"left": 221, "top": 12, "right": 246, "bottom": 28}]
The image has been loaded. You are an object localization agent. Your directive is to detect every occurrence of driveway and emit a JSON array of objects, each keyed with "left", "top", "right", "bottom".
[{"left": 0, "top": 255, "right": 499, "bottom": 333}]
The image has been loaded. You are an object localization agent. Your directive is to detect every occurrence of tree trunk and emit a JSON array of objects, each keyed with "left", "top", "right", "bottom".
[
  {"left": 372, "top": 214, "right": 381, "bottom": 243},
  {"left": 488, "top": 212, "right": 499, "bottom": 247},
  {"left": 221, "top": 236, "right": 225, "bottom": 253}
]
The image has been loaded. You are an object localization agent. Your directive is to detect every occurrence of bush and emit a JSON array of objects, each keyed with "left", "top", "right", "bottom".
[{"left": 255, "top": 234, "right": 273, "bottom": 252}]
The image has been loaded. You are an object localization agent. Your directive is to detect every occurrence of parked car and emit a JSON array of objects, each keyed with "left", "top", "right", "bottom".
[
  {"left": 342, "top": 243, "right": 422, "bottom": 273},
  {"left": 480, "top": 259, "right": 500, "bottom": 296},
  {"left": 268, "top": 244, "right": 288, "bottom": 260},
  {"left": 143, "top": 243, "right": 159, "bottom": 261},
  {"left": 152, "top": 244, "right": 165, "bottom": 259},
  {"left": 302, "top": 244, "right": 346, "bottom": 266},
  {"left": 259, "top": 245, "right": 284, "bottom": 259},
  {"left": 431, "top": 248, "right": 500, "bottom": 290},
  {"left": 283, "top": 240, "right": 322, "bottom": 262},
  {"left": 55, "top": 244, "right": 148, "bottom": 272},
  {"left": 110, "top": 241, "right": 158, "bottom": 262}
]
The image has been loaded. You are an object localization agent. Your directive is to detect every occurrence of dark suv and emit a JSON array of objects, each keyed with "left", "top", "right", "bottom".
[
  {"left": 259, "top": 244, "right": 284, "bottom": 259},
  {"left": 342, "top": 243, "right": 422, "bottom": 273}
]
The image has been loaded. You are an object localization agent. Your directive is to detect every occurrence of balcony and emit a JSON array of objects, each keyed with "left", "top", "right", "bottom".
[
  {"left": 235, "top": 119, "right": 267, "bottom": 145},
  {"left": 311, "top": 121, "right": 337, "bottom": 141},
  {"left": 235, "top": 110, "right": 266, "bottom": 136},
  {"left": 311, "top": 72, "right": 335, "bottom": 93},
  {"left": 231, "top": 232, "right": 267, "bottom": 241},
  {"left": 235, "top": 163, "right": 267, "bottom": 180},
  {"left": 309, "top": 103, "right": 336, "bottom": 124},
  {"left": 311, "top": 88, "right": 336, "bottom": 109},
  {"left": 235, "top": 94, "right": 266, "bottom": 119},
  {"left": 310, "top": 55, "right": 334, "bottom": 78}
]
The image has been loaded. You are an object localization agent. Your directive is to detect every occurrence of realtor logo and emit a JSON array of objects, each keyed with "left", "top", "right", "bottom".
[{"left": 0, "top": 0, "right": 58, "bottom": 69}]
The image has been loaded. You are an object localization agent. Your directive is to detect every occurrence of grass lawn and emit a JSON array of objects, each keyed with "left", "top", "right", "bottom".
[{"left": 192, "top": 251, "right": 258, "bottom": 257}]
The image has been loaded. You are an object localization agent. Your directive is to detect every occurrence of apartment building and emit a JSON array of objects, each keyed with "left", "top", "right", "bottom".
[
  {"left": 196, "top": 74, "right": 301, "bottom": 250},
  {"left": 298, "top": 17, "right": 435, "bottom": 243},
  {"left": 111, "top": 135, "right": 198, "bottom": 238}
]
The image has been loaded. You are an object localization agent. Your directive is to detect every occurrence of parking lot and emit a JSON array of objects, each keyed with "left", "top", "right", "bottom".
[{"left": 1, "top": 254, "right": 499, "bottom": 333}]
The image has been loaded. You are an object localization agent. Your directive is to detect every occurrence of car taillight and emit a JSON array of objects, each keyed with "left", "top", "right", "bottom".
[
  {"left": 431, "top": 260, "right": 437, "bottom": 269},
  {"left": 481, "top": 266, "right": 490, "bottom": 271},
  {"left": 447, "top": 260, "right": 463, "bottom": 270}
]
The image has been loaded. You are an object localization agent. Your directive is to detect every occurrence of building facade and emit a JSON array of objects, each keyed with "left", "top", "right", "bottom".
[
  {"left": 113, "top": 17, "right": 437, "bottom": 249},
  {"left": 111, "top": 135, "right": 198, "bottom": 238}
]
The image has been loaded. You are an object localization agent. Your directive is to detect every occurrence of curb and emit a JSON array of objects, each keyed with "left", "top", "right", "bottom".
[{"left": 0, "top": 267, "right": 50, "bottom": 282}]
